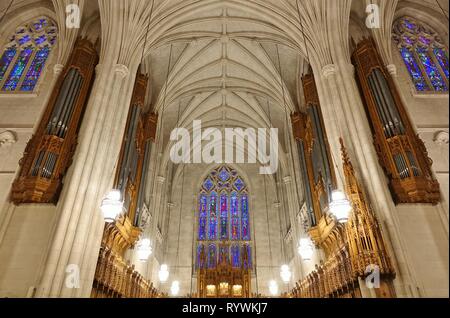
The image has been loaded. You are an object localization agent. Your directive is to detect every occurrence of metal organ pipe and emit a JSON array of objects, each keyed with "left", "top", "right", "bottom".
[
  {"left": 375, "top": 70, "right": 405, "bottom": 135},
  {"left": 135, "top": 141, "right": 151, "bottom": 226},
  {"left": 57, "top": 72, "right": 83, "bottom": 138},
  {"left": 46, "top": 69, "right": 76, "bottom": 135},
  {"left": 368, "top": 73, "right": 393, "bottom": 138}
]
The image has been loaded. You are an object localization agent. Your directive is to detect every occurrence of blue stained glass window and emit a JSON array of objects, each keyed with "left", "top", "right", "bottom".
[
  {"left": 203, "top": 178, "right": 214, "bottom": 191},
  {"left": 208, "top": 192, "right": 218, "bottom": 240},
  {"left": 403, "top": 19, "right": 416, "bottom": 31},
  {"left": 219, "top": 167, "right": 230, "bottom": 181},
  {"left": 0, "top": 47, "right": 16, "bottom": 81},
  {"left": 400, "top": 47, "right": 430, "bottom": 91},
  {"left": 220, "top": 193, "right": 228, "bottom": 240},
  {"left": 2, "top": 47, "right": 33, "bottom": 91},
  {"left": 241, "top": 194, "right": 250, "bottom": 240},
  {"left": 197, "top": 166, "right": 251, "bottom": 270},
  {"left": 434, "top": 48, "right": 449, "bottom": 79},
  {"left": 394, "top": 17, "right": 449, "bottom": 93},
  {"left": 231, "top": 245, "right": 240, "bottom": 268},
  {"left": 198, "top": 194, "right": 208, "bottom": 240},
  {"left": 33, "top": 19, "right": 48, "bottom": 31},
  {"left": 20, "top": 46, "right": 50, "bottom": 91},
  {"left": 18, "top": 35, "right": 31, "bottom": 45},
  {"left": 234, "top": 178, "right": 245, "bottom": 191},
  {"left": 416, "top": 47, "right": 447, "bottom": 91},
  {"left": 0, "top": 17, "right": 57, "bottom": 92},
  {"left": 230, "top": 191, "right": 240, "bottom": 240},
  {"left": 34, "top": 35, "right": 47, "bottom": 46}
]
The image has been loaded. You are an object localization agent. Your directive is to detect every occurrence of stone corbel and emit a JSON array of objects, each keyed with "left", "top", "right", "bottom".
[{"left": 0, "top": 130, "right": 17, "bottom": 148}]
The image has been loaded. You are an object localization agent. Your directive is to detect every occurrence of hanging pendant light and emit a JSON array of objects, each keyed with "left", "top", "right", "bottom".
[
  {"left": 136, "top": 238, "right": 152, "bottom": 262},
  {"left": 280, "top": 265, "right": 292, "bottom": 284},
  {"left": 170, "top": 280, "right": 180, "bottom": 296},
  {"left": 158, "top": 264, "right": 169, "bottom": 283},
  {"left": 298, "top": 238, "right": 314, "bottom": 261},
  {"left": 329, "top": 190, "right": 352, "bottom": 223},
  {"left": 269, "top": 280, "right": 279, "bottom": 296},
  {"left": 100, "top": 190, "right": 124, "bottom": 223}
]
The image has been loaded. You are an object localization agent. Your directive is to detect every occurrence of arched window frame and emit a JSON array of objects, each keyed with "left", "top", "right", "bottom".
[
  {"left": 393, "top": 16, "right": 449, "bottom": 93},
  {"left": 0, "top": 16, "right": 57, "bottom": 93},
  {"left": 196, "top": 166, "right": 252, "bottom": 269}
]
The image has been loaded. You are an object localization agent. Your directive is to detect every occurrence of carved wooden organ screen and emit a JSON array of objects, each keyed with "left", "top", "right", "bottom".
[
  {"left": 11, "top": 39, "right": 98, "bottom": 204},
  {"left": 352, "top": 38, "right": 440, "bottom": 204},
  {"left": 292, "top": 74, "right": 335, "bottom": 227}
]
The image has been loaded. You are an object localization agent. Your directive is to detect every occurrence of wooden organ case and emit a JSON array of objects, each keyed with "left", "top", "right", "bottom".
[
  {"left": 11, "top": 39, "right": 98, "bottom": 204},
  {"left": 197, "top": 243, "right": 252, "bottom": 298},
  {"left": 352, "top": 38, "right": 440, "bottom": 204},
  {"left": 291, "top": 74, "right": 337, "bottom": 249}
]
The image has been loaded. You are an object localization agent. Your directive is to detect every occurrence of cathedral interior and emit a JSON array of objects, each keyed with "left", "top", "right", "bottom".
[{"left": 0, "top": 0, "right": 448, "bottom": 299}]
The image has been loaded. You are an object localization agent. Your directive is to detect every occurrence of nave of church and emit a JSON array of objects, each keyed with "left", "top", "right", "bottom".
[{"left": 0, "top": 0, "right": 448, "bottom": 299}]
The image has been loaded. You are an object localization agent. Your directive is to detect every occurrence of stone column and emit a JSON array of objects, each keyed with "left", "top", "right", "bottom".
[{"left": 35, "top": 0, "right": 153, "bottom": 298}]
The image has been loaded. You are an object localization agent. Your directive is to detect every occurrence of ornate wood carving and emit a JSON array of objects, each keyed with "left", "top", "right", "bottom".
[
  {"left": 352, "top": 38, "right": 440, "bottom": 204},
  {"left": 91, "top": 245, "right": 159, "bottom": 298},
  {"left": 11, "top": 38, "right": 98, "bottom": 204},
  {"left": 292, "top": 140, "right": 396, "bottom": 298},
  {"left": 340, "top": 138, "right": 396, "bottom": 297},
  {"left": 197, "top": 243, "right": 251, "bottom": 298}
]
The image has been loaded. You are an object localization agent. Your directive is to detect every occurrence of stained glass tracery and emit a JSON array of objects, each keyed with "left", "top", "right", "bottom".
[
  {"left": 197, "top": 166, "right": 251, "bottom": 269},
  {"left": 0, "top": 17, "right": 57, "bottom": 92},
  {"left": 393, "top": 17, "right": 449, "bottom": 93}
]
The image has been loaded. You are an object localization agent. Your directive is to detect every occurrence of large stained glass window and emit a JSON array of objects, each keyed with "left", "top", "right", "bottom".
[
  {"left": 0, "top": 17, "right": 57, "bottom": 93},
  {"left": 196, "top": 166, "right": 251, "bottom": 269},
  {"left": 393, "top": 17, "right": 449, "bottom": 93}
]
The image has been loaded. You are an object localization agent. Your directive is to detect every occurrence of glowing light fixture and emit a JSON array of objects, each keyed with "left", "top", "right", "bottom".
[
  {"left": 158, "top": 264, "right": 169, "bottom": 283},
  {"left": 100, "top": 190, "right": 123, "bottom": 223},
  {"left": 136, "top": 238, "right": 152, "bottom": 262},
  {"left": 269, "top": 280, "right": 279, "bottom": 296},
  {"left": 280, "top": 265, "right": 292, "bottom": 284},
  {"left": 298, "top": 238, "right": 314, "bottom": 261},
  {"left": 329, "top": 190, "right": 352, "bottom": 223},
  {"left": 171, "top": 280, "right": 180, "bottom": 296}
]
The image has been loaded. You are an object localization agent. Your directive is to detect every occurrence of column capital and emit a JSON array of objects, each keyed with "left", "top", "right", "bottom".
[
  {"left": 283, "top": 176, "right": 292, "bottom": 184},
  {"left": 386, "top": 64, "right": 397, "bottom": 77},
  {"left": 167, "top": 202, "right": 175, "bottom": 208},
  {"left": 156, "top": 176, "right": 166, "bottom": 184},
  {"left": 322, "top": 64, "right": 338, "bottom": 78},
  {"left": 114, "top": 64, "right": 130, "bottom": 79},
  {"left": 53, "top": 64, "right": 64, "bottom": 75}
]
